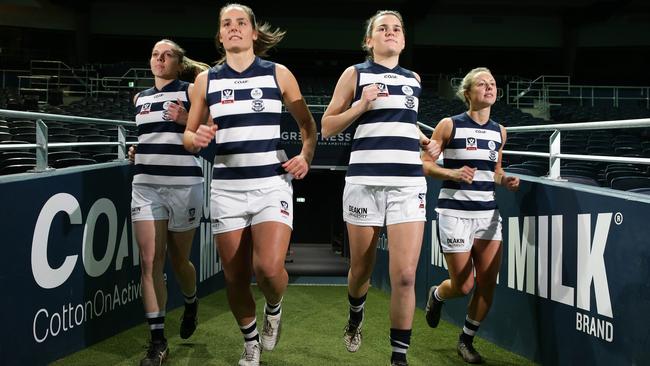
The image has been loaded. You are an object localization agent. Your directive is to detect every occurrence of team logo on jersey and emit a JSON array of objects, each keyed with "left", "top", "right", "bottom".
[
  {"left": 418, "top": 193, "right": 426, "bottom": 209},
  {"left": 405, "top": 96, "right": 415, "bottom": 109},
  {"left": 139, "top": 103, "right": 151, "bottom": 115},
  {"left": 489, "top": 150, "right": 498, "bottom": 161},
  {"left": 376, "top": 83, "right": 389, "bottom": 97},
  {"left": 251, "top": 99, "right": 265, "bottom": 112},
  {"left": 280, "top": 200, "right": 289, "bottom": 216},
  {"left": 250, "top": 88, "right": 263, "bottom": 99},
  {"left": 221, "top": 88, "right": 235, "bottom": 104},
  {"left": 488, "top": 140, "right": 497, "bottom": 151},
  {"left": 402, "top": 85, "right": 414, "bottom": 96},
  {"left": 466, "top": 137, "right": 477, "bottom": 150}
]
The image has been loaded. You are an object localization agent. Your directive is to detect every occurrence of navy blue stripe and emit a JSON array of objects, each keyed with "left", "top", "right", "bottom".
[
  {"left": 437, "top": 198, "right": 497, "bottom": 211},
  {"left": 215, "top": 139, "right": 280, "bottom": 155},
  {"left": 447, "top": 139, "right": 502, "bottom": 150},
  {"left": 356, "top": 84, "right": 420, "bottom": 96},
  {"left": 356, "top": 109, "right": 418, "bottom": 125},
  {"left": 207, "top": 89, "right": 281, "bottom": 104},
  {"left": 137, "top": 143, "right": 194, "bottom": 156},
  {"left": 241, "top": 322, "right": 257, "bottom": 335},
  {"left": 137, "top": 122, "right": 185, "bottom": 135},
  {"left": 442, "top": 180, "right": 495, "bottom": 191},
  {"left": 443, "top": 159, "right": 496, "bottom": 171},
  {"left": 134, "top": 164, "right": 202, "bottom": 177},
  {"left": 213, "top": 163, "right": 284, "bottom": 180},
  {"left": 351, "top": 136, "right": 419, "bottom": 152},
  {"left": 347, "top": 163, "right": 423, "bottom": 177},
  {"left": 464, "top": 320, "right": 480, "bottom": 332},
  {"left": 216, "top": 113, "right": 280, "bottom": 129}
]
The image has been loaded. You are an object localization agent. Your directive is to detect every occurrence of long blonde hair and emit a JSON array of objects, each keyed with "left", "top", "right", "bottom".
[{"left": 214, "top": 3, "right": 286, "bottom": 64}]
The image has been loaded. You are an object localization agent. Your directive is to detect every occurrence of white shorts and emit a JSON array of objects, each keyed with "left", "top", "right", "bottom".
[
  {"left": 210, "top": 183, "right": 293, "bottom": 234},
  {"left": 131, "top": 183, "right": 202, "bottom": 232},
  {"left": 342, "top": 183, "right": 427, "bottom": 226},
  {"left": 437, "top": 212, "right": 502, "bottom": 253}
]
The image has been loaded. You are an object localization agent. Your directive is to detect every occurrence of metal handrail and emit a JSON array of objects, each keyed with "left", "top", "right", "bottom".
[
  {"left": 418, "top": 118, "right": 650, "bottom": 180},
  {"left": 0, "top": 109, "right": 134, "bottom": 171}
]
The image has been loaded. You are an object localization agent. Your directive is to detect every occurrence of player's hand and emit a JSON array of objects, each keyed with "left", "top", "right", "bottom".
[
  {"left": 454, "top": 166, "right": 476, "bottom": 184},
  {"left": 128, "top": 145, "right": 136, "bottom": 163},
  {"left": 193, "top": 124, "right": 218, "bottom": 148},
  {"left": 420, "top": 137, "right": 441, "bottom": 160},
  {"left": 282, "top": 154, "right": 309, "bottom": 179},
  {"left": 164, "top": 98, "right": 188, "bottom": 123},
  {"left": 503, "top": 175, "right": 520, "bottom": 192},
  {"left": 358, "top": 83, "right": 381, "bottom": 110}
]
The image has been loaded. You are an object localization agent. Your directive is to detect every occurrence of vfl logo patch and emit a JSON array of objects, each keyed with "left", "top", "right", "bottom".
[
  {"left": 402, "top": 85, "right": 414, "bottom": 96},
  {"left": 405, "top": 96, "right": 415, "bottom": 109},
  {"left": 221, "top": 89, "right": 234, "bottom": 104},
  {"left": 488, "top": 140, "right": 497, "bottom": 151},
  {"left": 376, "top": 83, "right": 389, "bottom": 97},
  {"left": 251, "top": 100, "right": 265, "bottom": 112},
  {"left": 280, "top": 200, "right": 289, "bottom": 216},
  {"left": 466, "top": 137, "right": 477, "bottom": 150},
  {"left": 139, "top": 103, "right": 151, "bottom": 115}
]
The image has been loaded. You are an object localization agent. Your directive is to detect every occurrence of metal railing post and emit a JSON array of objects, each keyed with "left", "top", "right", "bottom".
[
  {"left": 34, "top": 119, "right": 49, "bottom": 172},
  {"left": 118, "top": 125, "right": 127, "bottom": 160},
  {"left": 548, "top": 130, "right": 561, "bottom": 179}
]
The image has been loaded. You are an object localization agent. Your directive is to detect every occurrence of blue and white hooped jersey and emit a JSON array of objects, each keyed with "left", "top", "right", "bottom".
[
  {"left": 206, "top": 57, "right": 289, "bottom": 191},
  {"left": 346, "top": 60, "right": 425, "bottom": 187},
  {"left": 436, "top": 113, "right": 503, "bottom": 218},
  {"left": 134, "top": 79, "right": 203, "bottom": 186}
]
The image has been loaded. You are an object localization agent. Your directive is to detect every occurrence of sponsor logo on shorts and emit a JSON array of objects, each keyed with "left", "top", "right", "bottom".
[
  {"left": 447, "top": 238, "right": 465, "bottom": 247},
  {"left": 188, "top": 208, "right": 196, "bottom": 223},
  {"left": 131, "top": 207, "right": 141, "bottom": 215},
  {"left": 418, "top": 193, "right": 426, "bottom": 209},
  {"left": 348, "top": 205, "right": 368, "bottom": 219},
  {"left": 280, "top": 200, "right": 289, "bottom": 216}
]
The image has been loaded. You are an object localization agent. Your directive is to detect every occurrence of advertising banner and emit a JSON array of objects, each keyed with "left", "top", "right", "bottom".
[
  {"left": 372, "top": 177, "right": 650, "bottom": 365},
  {"left": 0, "top": 164, "right": 223, "bottom": 365}
]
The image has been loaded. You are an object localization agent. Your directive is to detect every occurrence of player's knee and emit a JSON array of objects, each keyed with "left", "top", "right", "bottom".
[
  {"left": 349, "top": 265, "right": 373, "bottom": 282},
  {"left": 391, "top": 267, "right": 417, "bottom": 289},
  {"left": 253, "top": 262, "right": 283, "bottom": 281},
  {"left": 452, "top": 278, "right": 474, "bottom": 296}
]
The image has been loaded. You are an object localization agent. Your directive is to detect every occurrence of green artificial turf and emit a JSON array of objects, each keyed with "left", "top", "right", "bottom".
[{"left": 52, "top": 285, "right": 536, "bottom": 365}]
